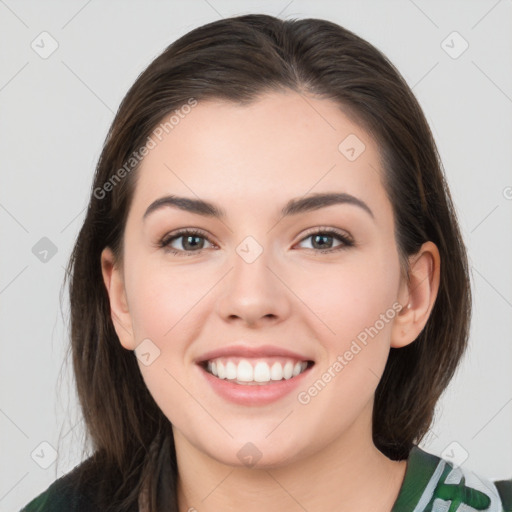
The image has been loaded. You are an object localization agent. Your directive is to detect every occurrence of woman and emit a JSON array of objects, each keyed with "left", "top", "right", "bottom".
[{"left": 22, "top": 13, "right": 511, "bottom": 512}]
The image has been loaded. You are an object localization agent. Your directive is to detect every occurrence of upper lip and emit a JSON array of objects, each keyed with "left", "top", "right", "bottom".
[{"left": 195, "top": 344, "right": 315, "bottom": 363}]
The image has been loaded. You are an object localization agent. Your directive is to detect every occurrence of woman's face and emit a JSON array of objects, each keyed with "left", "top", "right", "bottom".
[{"left": 103, "top": 91, "right": 414, "bottom": 468}]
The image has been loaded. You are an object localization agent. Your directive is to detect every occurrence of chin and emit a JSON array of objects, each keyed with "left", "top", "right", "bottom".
[{"left": 200, "top": 434, "right": 306, "bottom": 470}]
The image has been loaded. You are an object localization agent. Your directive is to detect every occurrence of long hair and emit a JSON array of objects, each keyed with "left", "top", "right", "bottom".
[{"left": 64, "top": 13, "right": 471, "bottom": 511}]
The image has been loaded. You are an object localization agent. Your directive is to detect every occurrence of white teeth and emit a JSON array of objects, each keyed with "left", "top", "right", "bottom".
[
  {"left": 254, "top": 361, "right": 271, "bottom": 382},
  {"left": 237, "top": 360, "right": 253, "bottom": 382},
  {"left": 225, "top": 361, "right": 237, "bottom": 380},
  {"left": 217, "top": 360, "right": 226, "bottom": 379},
  {"left": 283, "top": 361, "right": 293, "bottom": 379},
  {"left": 292, "top": 362, "right": 302, "bottom": 377},
  {"left": 270, "top": 362, "right": 283, "bottom": 381},
  {"left": 205, "top": 358, "right": 309, "bottom": 383}
]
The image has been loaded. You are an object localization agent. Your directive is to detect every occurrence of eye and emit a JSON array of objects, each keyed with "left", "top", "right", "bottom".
[
  {"left": 296, "top": 228, "right": 354, "bottom": 253},
  {"left": 158, "top": 228, "right": 215, "bottom": 255},
  {"left": 157, "top": 227, "right": 354, "bottom": 256}
]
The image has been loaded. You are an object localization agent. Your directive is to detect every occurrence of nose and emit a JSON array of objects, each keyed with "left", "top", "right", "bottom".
[{"left": 215, "top": 241, "right": 291, "bottom": 328}]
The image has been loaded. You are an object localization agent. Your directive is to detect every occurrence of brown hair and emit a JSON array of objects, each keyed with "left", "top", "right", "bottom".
[{"left": 64, "top": 13, "right": 471, "bottom": 511}]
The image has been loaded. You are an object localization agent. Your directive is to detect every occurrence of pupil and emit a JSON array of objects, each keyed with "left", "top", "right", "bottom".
[
  {"left": 184, "top": 235, "right": 203, "bottom": 250},
  {"left": 313, "top": 234, "right": 332, "bottom": 249}
]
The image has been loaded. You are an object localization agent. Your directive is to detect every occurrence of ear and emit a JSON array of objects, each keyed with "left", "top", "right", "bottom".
[
  {"left": 391, "top": 241, "right": 441, "bottom": 348},
  {"left": 100, "top": 247, "right": 137, "bottom": 351}
]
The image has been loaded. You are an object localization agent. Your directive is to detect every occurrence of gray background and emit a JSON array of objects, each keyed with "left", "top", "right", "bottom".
[{"left": 1, "top": 0, "right": 511, "bottom": 509}]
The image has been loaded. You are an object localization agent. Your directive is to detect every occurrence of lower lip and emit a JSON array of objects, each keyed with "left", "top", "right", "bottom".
[{"left": 198, "top": 364, "right": 313, "bottom": 406}]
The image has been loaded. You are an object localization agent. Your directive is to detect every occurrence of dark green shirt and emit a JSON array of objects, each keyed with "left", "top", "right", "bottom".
[{"left": 21, "top": 445, "right": 512, "bottom": 511}]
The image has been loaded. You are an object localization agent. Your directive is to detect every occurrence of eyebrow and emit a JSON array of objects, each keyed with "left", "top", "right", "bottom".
[{"left": 143, "top": 192, "right": 374, "bottom": 221}]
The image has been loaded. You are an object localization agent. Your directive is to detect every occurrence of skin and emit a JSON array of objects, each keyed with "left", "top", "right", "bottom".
[{"left": 101, "top": 91, "right": 440, "bottom": 511}]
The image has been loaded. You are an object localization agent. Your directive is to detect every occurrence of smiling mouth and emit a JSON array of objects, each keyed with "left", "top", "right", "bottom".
[{"left": 200, "top": 357, "right": 315, "bottom": 385}]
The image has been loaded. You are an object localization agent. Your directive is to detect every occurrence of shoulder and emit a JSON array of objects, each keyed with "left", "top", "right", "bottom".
[
  {"left": 495, "top": 479, "right": 512, "bottom": 512},
  {"left": 20, "top": 458, "right": 102, "bottom": 512},
  {"left": 393, "top": 445, "right": 512, "bottom": 512}
]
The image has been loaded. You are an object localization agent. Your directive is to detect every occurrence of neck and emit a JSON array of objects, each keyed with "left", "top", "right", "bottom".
[{"left": 174, "top": 403, "right": 408, "bottom": 512}]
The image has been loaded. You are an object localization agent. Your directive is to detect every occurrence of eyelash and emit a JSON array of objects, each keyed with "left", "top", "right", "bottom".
[{"left": 157, "top": 227, "right": 354, "bottom": 256}]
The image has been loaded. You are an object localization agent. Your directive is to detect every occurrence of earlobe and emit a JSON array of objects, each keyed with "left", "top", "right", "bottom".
[
  {"left": 391, "top": 241, "right": 441, "bottom": 348},
  {"left": 100, "top": 247, "right": 136, "bottom": 351}
]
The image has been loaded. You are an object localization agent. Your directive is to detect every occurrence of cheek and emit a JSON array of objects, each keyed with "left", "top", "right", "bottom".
[
  {"left": 298, "top": 248, "right": 401, "bottom": 403},
  {"left": 123, "top": 258, "right": 208, "bottom": 425},
  {"left": 125, "top": 255, "right": 211, "bottom": 342},
  {"left": 294, "top": 265, "right": 400, "bottom": 423},
  {"left": 303, "top": 252, "right": 400, "bottom": 341}
]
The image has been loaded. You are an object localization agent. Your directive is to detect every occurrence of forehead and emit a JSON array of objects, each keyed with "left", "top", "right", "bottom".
[{"left": 132, "top": 91, "right": 388, "bottom": 220}]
